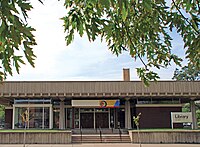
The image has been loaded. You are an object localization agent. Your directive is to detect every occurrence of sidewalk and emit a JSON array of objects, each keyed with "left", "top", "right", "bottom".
[{"left": 0, "top": 144, "right": 199, "bottom": 147}]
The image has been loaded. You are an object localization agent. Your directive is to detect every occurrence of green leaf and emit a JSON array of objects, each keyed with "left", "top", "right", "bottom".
[
  {"left": 98, "top": 0, "right": 110, "bottom": 10},
  {"left": 0, "top": 0, "right": 37, "bottom": 80},
  {"left": 66, "top": 30, "right": 74, "bottom": 46},
  {"left": 0, "top": 71, "right": 5, "bottom": 81},
  {"left": 0, "top": 21, "right": 6, "bottom": 35},
  {"left": 142, "top": 0, "right": 152, "bottom": 11},
  {"left": 122, "top": 4, "right": 128, "bottom": 21},
  {"left": 13, "top": 56, "right": 25, "bottom": 74}
]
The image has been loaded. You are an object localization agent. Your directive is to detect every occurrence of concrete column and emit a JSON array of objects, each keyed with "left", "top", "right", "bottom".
[
  {"left": 125, "top": 98, "right": 131, "bottom": 129},
  {"left": 190, "top": 100, "right": 198, "bottom": 129},
  {"left": 12, "top": 106, "right": 15, "bottom": 129},
  {"left": 49, "top": 105, "right": 53, "bottom": 129},
  {"left": 59, "top": 99, "right": 65, "bottom": 129}
]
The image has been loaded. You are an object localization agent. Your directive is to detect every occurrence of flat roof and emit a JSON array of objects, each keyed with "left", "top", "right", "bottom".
[{"left": 0, "top": 81, "right": 199, "bottom": 103}]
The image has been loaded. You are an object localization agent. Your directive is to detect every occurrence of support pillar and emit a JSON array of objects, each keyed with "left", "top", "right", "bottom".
[
  {"left": 49, "top": 105, "right": 53, "bottom": 129},
  {"left": 190, "top": 100, "right": 198, "bottom": 129},
  {"left": 125, "top": 98, "right": 131, "bottom": 129},
  {"left": 12, "top": 106, "right": 15, "bottom": 129},
  {"left": 59, "top": 99, "right": 65, "bottom": 129}
]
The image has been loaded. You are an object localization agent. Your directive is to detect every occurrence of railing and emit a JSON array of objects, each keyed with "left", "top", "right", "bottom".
[
  {"left": 99, "top": 126, "right": 102, "bottom": 142},
  {"left": 111, "top": 122, "right": 114, "bottom": 133},
  {"left": 96, "top": 126, "right": 98, "bottom": 133},
  {"left": 80, "top": 126, "right": 83, "bottom": 143},
  {"left": 118, "top": 126, "right": 122, "bottom": 141}
]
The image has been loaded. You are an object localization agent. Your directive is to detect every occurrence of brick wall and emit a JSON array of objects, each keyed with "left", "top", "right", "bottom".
[
  {"left": 5, "top": 109, "right": 12, "bottom": 129},
  {"left": 136, "top": 107, "right": 182, "bottom": 128}
]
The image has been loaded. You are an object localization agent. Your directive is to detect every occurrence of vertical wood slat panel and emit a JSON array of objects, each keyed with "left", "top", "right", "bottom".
[
  {"left": 0, "top": 132, "right": 72, "bottom": 144},
  {"left": 0, "top": 81, "right": 199, "bottom": 97},
  {"left": 130, "top": 131, "right": 200, "bottom": 143}
]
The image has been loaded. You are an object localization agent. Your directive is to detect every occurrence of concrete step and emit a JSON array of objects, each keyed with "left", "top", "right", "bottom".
[
  {"left": 72, "top": 134, "right": 131, "bottom": 143},
  {"left": 72, "top": 129, "right": 128, "bottom": 134}
]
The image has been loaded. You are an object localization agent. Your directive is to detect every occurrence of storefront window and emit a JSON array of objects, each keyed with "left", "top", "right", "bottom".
[
  {"left": 14, "top": 98, "right": 51, "bottom": 104},
  {"left": 44, "top": 107, "right": 50, "bottom": 128},
  {"left": 14, "top": 106, "right": 51, "bottom": 129},
  {"left": 65, "top": 108, "right": 72, "bottom": 129},
  {"left": 137, "top": 98, "right": 180, "bottom": 104},
  {"left": 14, "top": 107, "right": 27, "bottom": 128},
  {"left": 74, "top": 108, "right": 79, "bottom": 128},
  {"left": 53, "top": 108, "right": 59, "bottom": 128},
  {"left": 29, "top": 107, "right": 43, "bottom": 128}
]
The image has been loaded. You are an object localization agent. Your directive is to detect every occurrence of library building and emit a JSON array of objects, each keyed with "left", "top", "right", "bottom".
[{"left": 0, "top": 69, "right": 199, "bottom": 130}]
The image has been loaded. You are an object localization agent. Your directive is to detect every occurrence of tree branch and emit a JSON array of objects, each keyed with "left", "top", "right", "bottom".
[
  {"left": 38, "top": 0, "right": 44, "bottom": 4},
  {"left": 122, "top": 22, "right": 148, "bottom": 70},
  {"left": 172, "top": 0, "right": 199, "bottom": 34},
  {"left": 196, "top": 0, "right": 200, "bottom": 12}
]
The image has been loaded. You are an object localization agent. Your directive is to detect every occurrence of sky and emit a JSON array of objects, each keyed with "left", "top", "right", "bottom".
[{"left": 7, "top": 0, "right": 186, "bottom": 81}]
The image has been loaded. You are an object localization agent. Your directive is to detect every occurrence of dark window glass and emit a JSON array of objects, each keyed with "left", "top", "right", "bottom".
[{"left": 14, "top": 98, "right": 51, "bottom": 104}]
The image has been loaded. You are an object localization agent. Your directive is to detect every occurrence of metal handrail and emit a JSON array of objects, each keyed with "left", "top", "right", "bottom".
[
  {"left": 111, "top": 122, "right": 114, "bottom": 133},
  {"left": 118, "top": 126, "right": 122, "bottom": 142},
  {"left": 99, "top": 126, "right": 102, "bottom": 143},
  {"left": 80, "top": 126, "right": 83, "bottom": 143}
]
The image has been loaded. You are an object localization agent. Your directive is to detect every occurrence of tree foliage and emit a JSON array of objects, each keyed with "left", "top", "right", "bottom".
[
  {"left": 62, "top": 0, "right": 200, "bottom": 85},
  {"left": 183, "top": 103, "right": 200, "bottom": 127},
  {"left": 173, "top": 65, "right": 200, "bottom": 81},
  {"left": 0, "top": 0, "right": 37, "bottom": 81},
  {"left": 0, "top": 0, "right": 200, "bottom": 84},
  {"left": 0, "top": 105, "right": 5, "bottom": 122},
  {"left": 173, "top": 62, "right": 200, "bottom": 127}
]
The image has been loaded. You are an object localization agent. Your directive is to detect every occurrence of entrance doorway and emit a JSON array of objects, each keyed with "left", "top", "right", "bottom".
[
  {"left": 80, "top": 113, "right": 94, "bottom": 128},
  {"left": 95, "top": 113, "right": 109, "bottom": 128},
  {"left": 117, "top": 108, "right": 125, "bottom": 128},
  {"left": 79, "top": 108, "right": 110, "bottom": 129}
]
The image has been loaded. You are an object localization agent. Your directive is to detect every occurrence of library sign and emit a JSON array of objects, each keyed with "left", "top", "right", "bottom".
[{"left": 171, "top": 112, "right": 192, "bottom": 129}]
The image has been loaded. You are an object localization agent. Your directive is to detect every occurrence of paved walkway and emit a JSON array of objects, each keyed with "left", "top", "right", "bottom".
[{"left": 0, "top": 144, "right": 199, "bottom": 147}]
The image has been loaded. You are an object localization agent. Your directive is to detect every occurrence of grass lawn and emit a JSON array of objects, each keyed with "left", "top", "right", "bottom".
[
  {"left": 130, "top": 128, "right": 200, "bottom": 132},
  {"left": 0, "top": 129, "right": 71, "bottom": 132},
  {"left": 0, "top": 128, "right": 199, "bottom": 133}
]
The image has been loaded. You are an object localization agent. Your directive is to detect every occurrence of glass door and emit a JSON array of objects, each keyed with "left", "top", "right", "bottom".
[
  {"left": 80, "top": 113, "right": 94, "bottom": 128},
  {"left": 65, "top": 108, "right": 72, "bottom": 129},
  {"left": 95, "top": 113, "right": 109, "bottom": 128}
]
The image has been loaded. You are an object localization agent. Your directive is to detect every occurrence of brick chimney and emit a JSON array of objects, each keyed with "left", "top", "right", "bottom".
[{"left": 123, "top": 68, "right": 130, "bottom": 81}]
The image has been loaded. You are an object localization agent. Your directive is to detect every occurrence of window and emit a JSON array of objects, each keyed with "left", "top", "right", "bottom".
[
  {"left": 13, "top": 98, "right": 52, "bottom": 129},
  {"left": 14, "top": 98, "right": 51, "bottom": 104},
  {"left": 14, "top": 106, "right": 50, "bottom": 129}
]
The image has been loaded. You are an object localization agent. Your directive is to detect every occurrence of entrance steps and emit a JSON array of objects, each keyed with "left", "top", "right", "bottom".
[
  {"left": 72, "top": 134, "right": 131, "bottom": 143},
  {"left": 72, "top": 129, "right": 131, "bottom": 143},
  {"left": 72, "top": 128, "right": 128, "bottom": 134}
]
